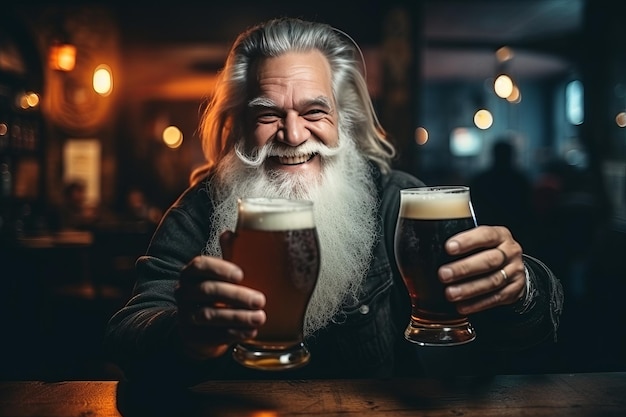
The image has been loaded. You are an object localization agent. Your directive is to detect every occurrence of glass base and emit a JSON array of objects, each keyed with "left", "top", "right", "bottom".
[
  {"left": 404, "top": 319, "right": 476, "bottom": 346},
  {"left": 232, "top": 342, "right": 311, "bottom": 371}
]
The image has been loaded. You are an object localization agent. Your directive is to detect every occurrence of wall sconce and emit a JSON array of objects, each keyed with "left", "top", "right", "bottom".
[
  {"left": 49, "top": 41, "right": 76, "bottom": 72},
  {"left": 93, "top": 64, "right": 113, "bottom": 96}
]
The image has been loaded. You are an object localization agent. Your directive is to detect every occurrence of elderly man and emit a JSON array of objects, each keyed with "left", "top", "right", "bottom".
[{"left": 104, "top": 17, "right": 563, "bottom": 385}]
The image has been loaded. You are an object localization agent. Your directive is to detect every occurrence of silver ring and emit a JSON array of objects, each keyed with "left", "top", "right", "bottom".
[{"left": 500, "top": 268, "right": 508, "bottom": 282}]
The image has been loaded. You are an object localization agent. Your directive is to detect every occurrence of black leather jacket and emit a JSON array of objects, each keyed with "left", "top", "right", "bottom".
[{"left": 104, "top": 165, "right": 563, "bottom": 385}]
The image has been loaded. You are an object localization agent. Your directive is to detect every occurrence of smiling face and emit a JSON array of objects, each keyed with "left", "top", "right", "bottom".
[
  {"left": 245, "top": 50, "right": 339, "bottom": 177},
  {"left": 209, "top": 53, "right": 379, "bottom": 337}
]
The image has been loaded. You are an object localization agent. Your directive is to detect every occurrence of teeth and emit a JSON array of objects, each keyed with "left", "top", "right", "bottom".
[{"left": 277, "top": 154, "right": 311, "bottom": 165}]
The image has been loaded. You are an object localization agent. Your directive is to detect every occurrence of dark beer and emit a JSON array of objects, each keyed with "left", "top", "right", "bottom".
[
  {"left": 228, "top": 198, "right": 320, "bottom": 370},
  {"left": 394, "top": 186, "right": 477, "bottom": 346}
]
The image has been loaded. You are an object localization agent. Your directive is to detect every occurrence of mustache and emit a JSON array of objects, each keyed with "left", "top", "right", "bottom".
[{"left": 234, "top": 139, "right": 344, "bottom": 168}]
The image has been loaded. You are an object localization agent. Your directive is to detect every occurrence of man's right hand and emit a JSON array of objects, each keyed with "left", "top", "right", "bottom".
[{"left": 175, "top": 232, "right": 266, "bottom": 360}]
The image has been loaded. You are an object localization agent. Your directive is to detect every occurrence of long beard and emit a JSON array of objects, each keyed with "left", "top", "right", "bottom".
[{"left": 204, "top": 134, "right": 378, "bottom": 337}]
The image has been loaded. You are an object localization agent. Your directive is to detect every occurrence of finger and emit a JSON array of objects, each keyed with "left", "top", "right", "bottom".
[
  {"left": 494, "top": 248, "right": 508, "bottom": 268},
  {"left": 177, "top": 280, "right": 265, "bottom": 310},
  {"left": 198, "top": 280, "right": 266, "bottom": 309},
  {"left": 446, "top": 266, "right": 526, "bottom": 313},
  {"left": 180, "top": 306, "right": 265, "bottom": 348},
  {"left": 179, "top": 308, "right": 265, "bottom": 351},
  {"left": 439, "top": 248, "right": 513, "bottom": 284},
  {"left": 440, "top": 239, "right": 522, "bottom": 284},
  {"left": 189, "top": 306, "right": 266, "bottom": 329},
  {"left": 180, "top": 255, "right": 243, "bottom": 284},
  {"left": 454, "top": 279, "right": 526, "bottom": 315},
  {"left": 446, "top": 225, "right": 511, "bottom": 256},
  {"left": 447, "top": 263, "right": 524, "bottom": 300}
]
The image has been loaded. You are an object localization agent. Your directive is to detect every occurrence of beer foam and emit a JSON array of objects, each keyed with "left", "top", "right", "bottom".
[
  {"left": 238, "top": 198, "right": 315, "bottom": 230},
  {"left": 399, "top": 188, "right": 472, "bottom": 219}
]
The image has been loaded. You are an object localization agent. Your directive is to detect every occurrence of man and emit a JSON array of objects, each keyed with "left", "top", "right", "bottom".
[
  {"left": 104, "top": 18, "right": 563, "bottom": 385},
  {"left": 469, "top": 138, "right": 536, "bottom": 252}
]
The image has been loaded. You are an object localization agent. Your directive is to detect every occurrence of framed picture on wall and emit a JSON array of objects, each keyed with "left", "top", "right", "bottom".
[{"left": 63, "top": 138, "right": 101, "bottom": 206}]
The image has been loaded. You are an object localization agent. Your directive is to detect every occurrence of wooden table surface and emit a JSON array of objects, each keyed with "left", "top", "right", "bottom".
[{"left": 1, "top": 372, "right": 624, "bottom": 416}]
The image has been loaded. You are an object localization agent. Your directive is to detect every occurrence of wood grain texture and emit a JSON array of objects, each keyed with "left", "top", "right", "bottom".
[{"left": 0, "top": 372, "right": 624, "bottom": 416}]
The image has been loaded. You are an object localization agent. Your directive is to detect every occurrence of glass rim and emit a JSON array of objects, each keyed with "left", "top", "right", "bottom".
[
  {"left": 237, "top": 197, "right": 314, "bottom": 210},
  {"left": 400, "top": 186, "right": 469, "bottom": 194}
]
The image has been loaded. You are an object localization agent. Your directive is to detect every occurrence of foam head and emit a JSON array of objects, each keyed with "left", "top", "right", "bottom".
[
  {"left": 399, "top": 187, "right": 473, "bottom": 220},
  {"left": 237, "top": 198, "right": 315, "bottom": 231}
]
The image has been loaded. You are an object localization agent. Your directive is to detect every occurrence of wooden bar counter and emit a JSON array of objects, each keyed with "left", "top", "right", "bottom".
[{"left": 1, "top": 372, "right": 624, "bottom": 416}]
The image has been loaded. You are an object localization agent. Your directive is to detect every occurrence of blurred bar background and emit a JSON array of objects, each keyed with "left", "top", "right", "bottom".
[{"left": 1, "top": 0, "right": 624, "bottom": 380}]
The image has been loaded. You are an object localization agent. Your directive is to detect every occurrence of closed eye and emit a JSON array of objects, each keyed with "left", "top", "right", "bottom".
[
  {"left": 256, "top": 112, "right": 282, "bottom": 124},
  {"left": 248, "top": 97, "right": 283, "bottom": 124},
  {"left": 302, "top": 108, "right": 330, "bottom": 121}
]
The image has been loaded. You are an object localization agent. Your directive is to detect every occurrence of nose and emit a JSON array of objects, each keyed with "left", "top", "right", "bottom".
[{"left": 276, "top": 111, "right": 308, "bottom": 146}]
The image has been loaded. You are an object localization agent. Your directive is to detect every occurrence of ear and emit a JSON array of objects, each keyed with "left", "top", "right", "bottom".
[{"left": 219, "top": 230, "right": 235, "bottom": 260}]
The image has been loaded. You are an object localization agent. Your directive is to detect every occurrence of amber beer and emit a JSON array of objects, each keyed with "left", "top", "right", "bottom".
[
  {"left": 394, "top": 186, "right": 477, "bottom": 346},
  {"left": 228, "top": 198, "right": 320, "bottom": 370}
]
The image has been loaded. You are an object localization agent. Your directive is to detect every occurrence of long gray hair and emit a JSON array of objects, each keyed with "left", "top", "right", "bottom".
[{"left": 192, "top": 17, "right": 395, "bottom": 183}]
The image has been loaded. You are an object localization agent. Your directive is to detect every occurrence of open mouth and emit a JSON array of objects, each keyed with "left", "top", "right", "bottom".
[{"left": 275, "top": 153, "right": 317, "bottom": 165}]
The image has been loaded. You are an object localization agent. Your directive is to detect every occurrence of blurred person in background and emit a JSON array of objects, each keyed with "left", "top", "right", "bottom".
[
  {"left": 470, "top": 138, "right": 536, "bottom": 252},
  {"left": 123, "top": 188, "right": 163, "bottom": 226},
  {"left": 56, "top": 179, "right": 99, "bottom": 231}
]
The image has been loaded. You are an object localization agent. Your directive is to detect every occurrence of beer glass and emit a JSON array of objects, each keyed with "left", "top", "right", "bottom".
[
  {"left": 227, "top": 197, "right": 320, "bottom": 370},
  {"left": 394, "top": 186, "right": 477, "bottom": 346}
]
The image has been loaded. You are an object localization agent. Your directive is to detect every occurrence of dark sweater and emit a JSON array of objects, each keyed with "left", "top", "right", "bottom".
[{"left": 104, "top": 166, "right": 563, "bottom": 386}]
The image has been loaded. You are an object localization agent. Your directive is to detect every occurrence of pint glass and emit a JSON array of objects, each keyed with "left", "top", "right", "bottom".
[
  {"left": 394, "top": 186, "right": 477, "bottom": 346},
  {"left": 227, "top": 197, "right": 320, "bottom": 370}
]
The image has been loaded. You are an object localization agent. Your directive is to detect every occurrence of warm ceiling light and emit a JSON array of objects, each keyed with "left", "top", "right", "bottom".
[
  {"left": 496, "top": 46, "right": 514, "bottom": 63},
  {"left": 49, "top": 42, "right": 76, "bottom": 71},
  {"left": 616, "top": 112, "right": 626, "bottom": 128},
  {"left": 494, "top": 74, "right": 514, "bottom": 98},
  {"left": 474, "top": 109, "right": 493, "bottom": 130},
  {"left": 414, "top": 127, "right": 429, "bottom": 145},
  {"left": 162, "top": 125, "right": 183, "bottom": 148},
  {"left": 506, "top": 85, "right": 521, "bottom": 103}
]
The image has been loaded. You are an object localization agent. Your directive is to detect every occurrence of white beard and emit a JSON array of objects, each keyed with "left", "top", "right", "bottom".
[{"left": 204, "top": 133, "right": 378, "bottom": 337}]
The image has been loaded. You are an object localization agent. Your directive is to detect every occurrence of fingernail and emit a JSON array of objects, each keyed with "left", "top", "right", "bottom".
[
  {"left": 251, "top": 292, "right": 265, "bottom": 309},
  {"left": 230, "top": 267, "right": 243, "bottom": 281},
  {"left": 440, "top": 267, "right": 453, "bottom": 281},
  {"left": 447, "top": 286, "right": 460, "bottom": 300},
  {"left": 447, "top": 240, "right": 460, "bottom": 254},
  {"left": 250, "top": 311, "right": 265, "bottom": 325}
]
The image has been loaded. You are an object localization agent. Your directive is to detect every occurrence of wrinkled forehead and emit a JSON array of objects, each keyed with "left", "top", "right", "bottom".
[{"left": 248, "top": 50, "right": 334, "bottom": 96}]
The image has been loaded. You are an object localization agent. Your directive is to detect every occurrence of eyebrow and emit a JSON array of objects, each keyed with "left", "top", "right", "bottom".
[
  {"left": 248, "top": 97, "right": 277, "bottom": 109},
  {"left": 247, "top": 96, "right": 333, "bottom": 112}
]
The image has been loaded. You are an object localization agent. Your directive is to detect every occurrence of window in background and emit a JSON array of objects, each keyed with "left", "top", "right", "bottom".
[
  {"left": 566, "top": 80, "right": 584, "bottom": 125},
  {"left": 450, "top": 127, "right": 482, "bottom": 157}
]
